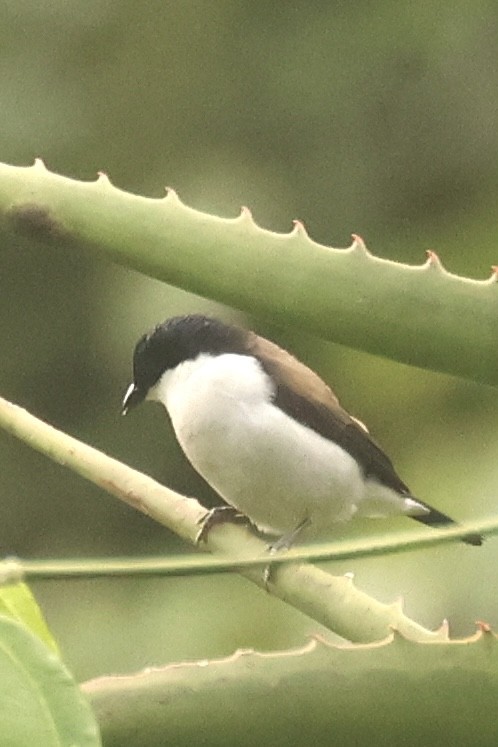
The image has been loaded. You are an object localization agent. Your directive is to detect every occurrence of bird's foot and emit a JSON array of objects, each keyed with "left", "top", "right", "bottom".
[
  {"left": 263, "top": 517, "right": 311, "bottom": 588},
  {"left": 195, "top": 506, "right": 250, "bottom": 544}
]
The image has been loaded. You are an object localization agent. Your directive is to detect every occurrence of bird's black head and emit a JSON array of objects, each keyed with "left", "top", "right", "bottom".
[{"left": 121, "top": 314, "right": 248, "bottom": 414}]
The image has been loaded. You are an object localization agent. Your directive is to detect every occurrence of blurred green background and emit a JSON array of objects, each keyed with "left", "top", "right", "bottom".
[{"left": 0, "top": 2, "right": 497, "bottom": 682}]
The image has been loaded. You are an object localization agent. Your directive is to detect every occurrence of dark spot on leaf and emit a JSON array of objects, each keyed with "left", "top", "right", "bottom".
[{"left": 8, "top": 203, "right": 68, "bottom": 242}]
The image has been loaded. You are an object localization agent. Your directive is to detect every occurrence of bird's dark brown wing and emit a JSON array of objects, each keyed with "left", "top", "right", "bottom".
[
  {"left": 247, "top": 333, "right": 410, "bottom": 495},
  {"left": 246, "top": 331, "right": 482, "bottom": 546}
]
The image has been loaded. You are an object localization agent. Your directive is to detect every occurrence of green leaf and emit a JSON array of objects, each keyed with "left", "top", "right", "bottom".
[
  {"left": 0, "top": 615, "right": 101, "bottom": 746},
  {"left": 0, "top": 160, "right": 497, "bottom": 385},
  {"left": 85, "top": 631, "right": 498, "bottom": 747},
  {"left": 0, "top": 581, "right": 59, "bottom": 654}
]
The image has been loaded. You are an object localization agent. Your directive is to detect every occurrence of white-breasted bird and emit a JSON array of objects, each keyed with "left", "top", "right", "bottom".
[{"left": 122, "top": 314, "right": 482, "bottom": 547}]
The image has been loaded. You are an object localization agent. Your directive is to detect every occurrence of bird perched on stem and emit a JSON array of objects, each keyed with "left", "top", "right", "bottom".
[{"left": 122, "top": 314, "right": 482, "bottom": 548}]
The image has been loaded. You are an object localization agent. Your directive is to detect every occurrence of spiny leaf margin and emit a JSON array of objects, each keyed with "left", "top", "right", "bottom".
[
  {"left": 83, "top": 628, "right": 498, "bottom": 747},
  {"left": 0, "top": 159, "right": 496, "bottom": 384}
]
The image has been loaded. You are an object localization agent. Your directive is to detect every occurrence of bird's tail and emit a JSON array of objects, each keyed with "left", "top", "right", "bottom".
[{"left": 410, "top": 501, "right": 482, "bottom": 546}]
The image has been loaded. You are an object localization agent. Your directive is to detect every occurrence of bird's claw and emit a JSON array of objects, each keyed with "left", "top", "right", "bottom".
[{"left": 195, "top": 506, "right": 250, "bottom": 544}]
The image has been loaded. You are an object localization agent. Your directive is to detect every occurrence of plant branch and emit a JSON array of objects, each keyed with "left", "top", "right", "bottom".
[
  {"left": 0, "top": 394, "right": 455, "bottom": 643},
  {"left": 2, "top": 509, "right": 496, "bottom": 583}
]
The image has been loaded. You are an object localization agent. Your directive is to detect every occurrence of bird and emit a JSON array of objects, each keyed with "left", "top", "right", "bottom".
[{"left": 121, "top": 314, "right": 482, "bottom": 548}]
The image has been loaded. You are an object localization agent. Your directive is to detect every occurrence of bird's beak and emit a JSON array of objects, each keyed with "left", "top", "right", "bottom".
[{"left": 121, "top": 382, "right": 145, "bottom": 416}]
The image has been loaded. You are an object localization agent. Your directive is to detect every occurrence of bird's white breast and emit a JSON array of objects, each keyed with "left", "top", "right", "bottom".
[{"left": 148, "top": 353, "right": 420, "bottom": 537}]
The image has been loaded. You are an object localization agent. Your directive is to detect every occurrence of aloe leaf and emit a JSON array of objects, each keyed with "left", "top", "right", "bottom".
[
  {"left": 0, "top": 160, "right": 496, "bottom": 384},
  {"left": 84, "top": 629, "right": 498, "bottom": 747}
]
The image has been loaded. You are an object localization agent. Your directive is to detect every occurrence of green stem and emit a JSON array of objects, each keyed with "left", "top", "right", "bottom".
[
  {"left": 2, "top": 511, "right": 496, "bottom": 583},
  {"left": 0, "top": 394, "right": 450, "bottom": 643}
]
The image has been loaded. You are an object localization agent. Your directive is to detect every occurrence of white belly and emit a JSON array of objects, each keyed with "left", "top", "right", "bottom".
[{"left": 149, "top": 353, "right": 416, "bottom": 538}]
